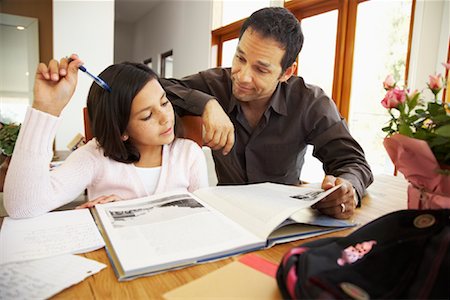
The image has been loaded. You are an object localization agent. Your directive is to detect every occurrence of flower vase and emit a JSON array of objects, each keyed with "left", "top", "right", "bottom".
[
  {"left": 407, "top": 182, "right": 450, "bottom": 209},
  {"left": 383, "top": 134, "right": 450, "bottom": 209}
]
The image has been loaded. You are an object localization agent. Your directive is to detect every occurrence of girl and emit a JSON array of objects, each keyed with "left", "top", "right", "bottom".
[{"left": 4, "top": 54, "right": 208, "bottom": 218}]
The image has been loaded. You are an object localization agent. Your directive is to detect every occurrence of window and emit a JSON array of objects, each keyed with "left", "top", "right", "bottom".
[
  {"left": 221, "top": 38, "right": 238, "bottom": 67},
  {"left": 161, "top": 50, "right": 173, "bottom": 78},
  {"left": 348, "top": 0, "right": 412, "bottom": 175},
  {"left": 298, "top": 10, "right": 338, "bottom": 97},
  {"left": 143, "top": 58, "right": 152, "bottom": 70},
  {"left": 211, "top": 2, "right": 279, "bottom": 67},
  {"left": 212, "top": 0, "right": 271, "bottom": 30}
]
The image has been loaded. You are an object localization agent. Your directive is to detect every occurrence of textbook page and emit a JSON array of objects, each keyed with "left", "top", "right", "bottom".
[
  {"left": 0, "top": 209, "right": 105, "bottom": 264},
  {"left": 94, "top": 192, "right": 262, "bottom": 279},
  {"left": 193, "top": 183, "right": 342, "bottom": 240},
  {"left": 0, "top": 254, "right": 106, "bottom": 300},
  {"left": 266, "top": 206, "right": 355, "bottom": 245}
]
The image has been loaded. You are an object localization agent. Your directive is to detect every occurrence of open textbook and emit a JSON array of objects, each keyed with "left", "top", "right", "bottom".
[{"left": 91, "top": 183, "right": 354, "bottom": 281}]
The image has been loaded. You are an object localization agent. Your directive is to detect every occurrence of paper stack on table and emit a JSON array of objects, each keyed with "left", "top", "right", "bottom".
[
  {"left": 0, "top": 254, "right": 106, "bottom": 300},
  {"left": 0, "top": 209, "right": 106, "bottom": 299}
]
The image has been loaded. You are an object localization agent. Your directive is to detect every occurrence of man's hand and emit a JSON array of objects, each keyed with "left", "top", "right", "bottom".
[
  {"left": 76, "top": 194, "right": 122, "bottom": 209},
  {"left": 312, "top": 175, "right": 356, "bottom": 219},
  {"left": 202, "top": 99, "right": 235, "bottom": 155},
  {"left": 33, "top": 54, "right": 82, "bottom": 117}
]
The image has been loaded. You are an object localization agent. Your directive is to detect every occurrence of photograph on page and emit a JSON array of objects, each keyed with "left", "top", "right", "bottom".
[{"left": 103, "top": 194, "right": 207, "bottom": 228}]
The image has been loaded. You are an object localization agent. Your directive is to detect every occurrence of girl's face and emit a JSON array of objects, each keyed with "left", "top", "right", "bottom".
[{"left": 125, "top": 79, "right": 175, "bottom": 150}]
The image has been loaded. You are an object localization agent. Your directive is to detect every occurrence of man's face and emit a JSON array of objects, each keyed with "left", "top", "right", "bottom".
[{"left": 231, "top": 28, "right": 291, "bottom": 104}]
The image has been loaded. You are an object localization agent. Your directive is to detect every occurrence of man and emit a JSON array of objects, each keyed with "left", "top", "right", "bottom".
[{"left": 161, "top": 7, "right": 373, "bottom": 219}]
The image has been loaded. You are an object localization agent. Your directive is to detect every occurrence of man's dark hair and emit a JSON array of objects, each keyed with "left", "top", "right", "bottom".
[
  {"left": 87, "top": 62, "right": 158, "bottom": 163},
  {"left": 239, "top": 7, "right": 303, "bottom": 72}
]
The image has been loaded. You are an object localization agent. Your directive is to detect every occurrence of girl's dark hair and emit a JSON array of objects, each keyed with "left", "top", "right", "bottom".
[
  {"left": 239, "top": 7, "right": 304, "bottom": 73},
  {"left": 87, "top": 62, "right": 158, "bottom": 163}
]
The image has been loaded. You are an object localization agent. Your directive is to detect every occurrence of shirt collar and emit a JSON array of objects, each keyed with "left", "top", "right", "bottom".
[
  {"left": 227, "top": 94, "right": 240, "bottom": 114},
  {"left": 269, "top": 83, "right": 287, "bottom": 116}
]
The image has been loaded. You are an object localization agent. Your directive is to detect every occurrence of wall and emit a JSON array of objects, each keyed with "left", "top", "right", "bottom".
[
  {"left": 131, "top": 0, "right": 212, "bottom": 78},
  {"left": 53, "top": 0, "right": 114, "bottom": 150},
  {"left": 114, "top": 20, "right": 133, "bottom": 63}
]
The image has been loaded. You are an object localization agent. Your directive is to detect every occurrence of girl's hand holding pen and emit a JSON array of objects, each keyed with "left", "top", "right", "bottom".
[{"left": 33, "top": 54, "right": 83, "bottom": 117}]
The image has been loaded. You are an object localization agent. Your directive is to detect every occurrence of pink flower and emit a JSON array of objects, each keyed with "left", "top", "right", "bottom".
[
  {"left": 381, "top": 88, "right": 406, "bottom": 108},
  {"left": 442, "top": 62, "right": 450, "bottom": 70},
  {"left": 427, "top": 74, "right": 442, "bottom": 93},
  {"left": 383, "top": 74, "right": 396, "bottom": 90}
]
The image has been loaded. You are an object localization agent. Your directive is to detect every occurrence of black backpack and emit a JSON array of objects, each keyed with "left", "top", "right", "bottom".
[{"left": 276, "top": 209, "right": 450, "bottom": 299}]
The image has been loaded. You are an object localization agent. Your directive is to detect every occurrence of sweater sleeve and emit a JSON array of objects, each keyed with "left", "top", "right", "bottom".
[{"left": 4, "top": 108, "right": 96, "bottom": 218}]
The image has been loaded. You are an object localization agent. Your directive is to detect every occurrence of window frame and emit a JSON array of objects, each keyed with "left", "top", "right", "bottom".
[{"left": 160, "top": 50, "right": 173, "bottom": 78}]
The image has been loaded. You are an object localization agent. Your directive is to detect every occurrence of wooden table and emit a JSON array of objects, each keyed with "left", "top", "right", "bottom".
[{"left": 42, "top": 175, "right": 409, "bottom": 299}]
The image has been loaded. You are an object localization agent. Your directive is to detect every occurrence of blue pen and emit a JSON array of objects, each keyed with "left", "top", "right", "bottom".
[
  {"left": 78, "top": 65, "right": 112, "bottom": 92},
  {"left": 68, "top": 58, "right": 112, "bottom": 92}
]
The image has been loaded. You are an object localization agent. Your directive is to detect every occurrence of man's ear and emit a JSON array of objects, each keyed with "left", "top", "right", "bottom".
[{"left": 279, "top": 62, "right": 297, "bottom": 82}]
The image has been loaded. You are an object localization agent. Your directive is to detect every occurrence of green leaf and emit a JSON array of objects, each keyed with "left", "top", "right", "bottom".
[
  {"left": 413, "top": 130, "right": 428, "bottom": 140},
  {"left": 0, "top": 123, "right": 21, "bottom": 156},
  {"left": 415, "top": 109, "right": 425, "bottom": 114},
  {"left": 409, "top": 115, "right": 419, "bottom": 122},
  {"left": 427, "top": 102, "right": 445, "bottom": 116},
  {"left": 435, "top": 124, "right": 450, "bottom": 137},
  {"left": 407, "top": 95, "right": 418, "bottom": 111},
  {"left": 399, "top": 123, "right": 413, "bottom": 137},
  {"left": 431, "top": 114, "right": 450, "bottom": 124},
  {"left": 445, "top": 152, "right": 450, "bottom": 161},
  {"left": 428, "top": 136, "right": 449, "bottom": 147}
]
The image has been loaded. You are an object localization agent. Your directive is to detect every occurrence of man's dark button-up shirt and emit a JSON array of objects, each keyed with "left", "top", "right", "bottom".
[{"left": 161, "top": 68, "right": 373, "bottom": 199}]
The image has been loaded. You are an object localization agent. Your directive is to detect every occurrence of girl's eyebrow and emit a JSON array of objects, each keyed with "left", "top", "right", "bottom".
[
  {"left": 136, "top": 92, "right": 167, "bottom": 114},
  {"left": 137, "top": 106, "right": 152, "bottom": 114}
]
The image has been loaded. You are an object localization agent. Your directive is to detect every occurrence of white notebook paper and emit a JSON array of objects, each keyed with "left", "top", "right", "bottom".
[
  {"left": 0, "top": 209, "right": 105, "bottom": 264},
  {"left": 0, "top": 254, "right": 106, "bottom": 300}
]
